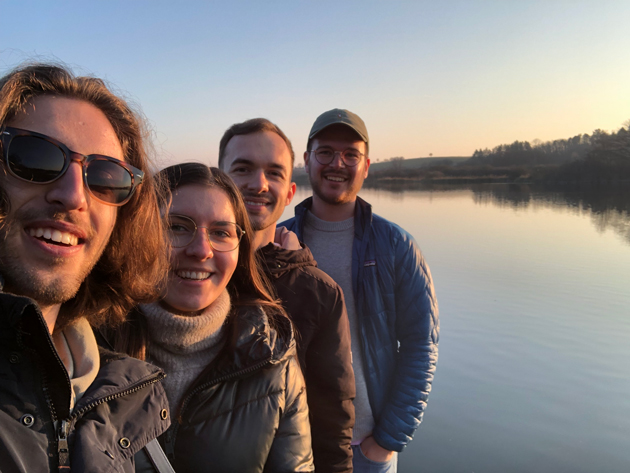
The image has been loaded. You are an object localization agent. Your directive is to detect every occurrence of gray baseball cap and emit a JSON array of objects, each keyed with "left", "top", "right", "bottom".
[{"left": 308, "top": 108, "right": 369, "bottom": 146}]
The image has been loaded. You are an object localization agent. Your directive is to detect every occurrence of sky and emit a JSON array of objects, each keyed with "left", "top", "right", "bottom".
[{"left": 1, "top": 1, "right": 629, "bottom": 167}]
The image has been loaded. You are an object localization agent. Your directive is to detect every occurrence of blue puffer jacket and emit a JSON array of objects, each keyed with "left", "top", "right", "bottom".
[{"left": 281, "top": 196, "right": 439, "bottom": 452}]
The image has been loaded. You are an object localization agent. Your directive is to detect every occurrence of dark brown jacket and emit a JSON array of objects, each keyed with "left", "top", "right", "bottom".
[{"left": 259, "top": 242, "right": 355, "bottom": 473}]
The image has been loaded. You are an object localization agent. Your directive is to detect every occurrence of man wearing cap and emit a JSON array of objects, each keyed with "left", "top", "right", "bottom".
[{"left": 281, "top": 109, "right": 439, "bottom": 472}]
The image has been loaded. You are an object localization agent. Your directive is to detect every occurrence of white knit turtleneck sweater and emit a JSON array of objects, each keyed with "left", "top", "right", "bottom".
[{"left": 140, "top": 289, "right": 231, "bottom": 415}]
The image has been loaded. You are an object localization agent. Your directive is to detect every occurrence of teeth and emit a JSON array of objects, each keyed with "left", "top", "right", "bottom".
[
  {"left": 29, "top": 227, "right": 79, "bottom": 246},
  {"left": 326, "top": 176, "right": 345, "bottom": 182},
  {"left": 177, "top": 270, "right": 211, "bottom": 280},
  {"left": 245, "top": 201, "right": 267, "bottom": 206}
]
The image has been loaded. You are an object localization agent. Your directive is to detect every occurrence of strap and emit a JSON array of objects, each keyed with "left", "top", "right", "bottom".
[{"left": 144, "top": 438, "right": 176, "bottom": 473}]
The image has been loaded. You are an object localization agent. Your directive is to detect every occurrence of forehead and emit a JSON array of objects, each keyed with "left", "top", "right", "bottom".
[
  {"left": 170, "top": 185, "right": 235, "bottom": 223},
  {"left": 223, "top": 131, "right": 292, "bottom": 169},
  {"left": 7, "top": 95, "right": 124, "bottom": 160},
  {"left": 311, "top": 124, "right": 366, "bottom": 151}
]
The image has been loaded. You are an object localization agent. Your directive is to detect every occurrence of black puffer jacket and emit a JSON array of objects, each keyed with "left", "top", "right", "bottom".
[
  {"left": 0, "top": 292, "right": 170, "bottom": 473},
  {"left": 137, "top": 305, "right": 314, "bottom": 473},
  {"left": 259, "top": 242, "right": 355, "bottom": 473}
]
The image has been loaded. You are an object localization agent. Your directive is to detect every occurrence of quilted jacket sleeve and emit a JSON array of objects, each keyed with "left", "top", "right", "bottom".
[
  {"left": 372, "top": 230, "right": 440, "bottom": 452},
  {"left": 264, "top": 356, "right": 314, "bottom": 472}
]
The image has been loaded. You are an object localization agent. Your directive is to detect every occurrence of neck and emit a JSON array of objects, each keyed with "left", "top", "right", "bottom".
[
  {"left": 253, "top": 223, "right": 277, "bottom": 250},
  {"left": 40, "top": 304, "right": 61, "bottom": 334},
  {"left": 310, "top": 195, "right": 356, "bottom": 222}
]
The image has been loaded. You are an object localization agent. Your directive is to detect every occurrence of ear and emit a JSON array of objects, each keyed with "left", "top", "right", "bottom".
[
  {"left": 285, "top": 182, "right": 296, "bottom": 206},
  {"left": 303, "top": 150, "right": 310, "bottom": 172},
  {"left": 364, "top": 157, "right": 370, "bottom": 178}
]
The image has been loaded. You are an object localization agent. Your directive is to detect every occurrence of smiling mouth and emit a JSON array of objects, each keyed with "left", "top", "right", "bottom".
[
  {"left": 177, "top": 270, "right": 212, "bottom": 280},
  {"left": 28, "top": 227, "right": 80, "bottom": 246},
  {"left": 325, "top": 176, "right": 346, "bottom": 182},
  {"left": 244, "top": 200, "right": 270, "bottom": 207}
]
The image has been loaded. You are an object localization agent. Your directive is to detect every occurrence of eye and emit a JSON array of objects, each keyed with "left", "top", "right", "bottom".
[
  {"left": 210, "top": 228, "right": 233, "bottom": 239},
  {"left": 268, "top": 170, "right": 285, "bottom": 179},
  {"left": 316, "top": 150, "right": 334, "bottom": 158},
  {"left": 231, "top": 166, "right": 249, "bottom": 174},
  {"left": 169, "top": 224, "right": 192, "bottom": 233},
  {"left": 344, "top": 151, "right": 361, "bottom": 161}
]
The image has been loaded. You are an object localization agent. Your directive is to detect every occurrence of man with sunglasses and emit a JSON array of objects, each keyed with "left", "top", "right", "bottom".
[
  {"left": 0, "top": 63, "right": 170, "bottom": 472},
  {"left": 219, "top": 118, "right": 355, "bottom": 473},
  {"left": 282, "top": 109, "right": 440, "bottom": 472}
]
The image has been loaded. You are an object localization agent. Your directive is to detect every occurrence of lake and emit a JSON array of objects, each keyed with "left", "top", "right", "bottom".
[{"left": 281, "top": 183, "right": 630, "bottom": 473}]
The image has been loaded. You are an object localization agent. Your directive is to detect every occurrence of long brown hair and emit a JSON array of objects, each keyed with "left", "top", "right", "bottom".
[
  {"left": 0, "top": 63, "right": 169, "bottom": 329},
  {"left": 113, "top": 163, "right": 286, "bottom": 359}
]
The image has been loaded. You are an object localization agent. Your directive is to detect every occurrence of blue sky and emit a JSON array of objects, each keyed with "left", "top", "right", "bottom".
[{"left": 1, "top": 1, "right": 629, "bottom": 166}]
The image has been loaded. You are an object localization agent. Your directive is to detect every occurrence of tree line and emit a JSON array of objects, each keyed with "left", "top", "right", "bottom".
[{"left": 366, "top": 120, "right": 630, "bottom": 184}]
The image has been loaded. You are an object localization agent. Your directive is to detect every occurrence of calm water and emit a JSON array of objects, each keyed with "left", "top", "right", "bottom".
[{"left": 281, "top": 184, "right": 630, "bottom": 473}]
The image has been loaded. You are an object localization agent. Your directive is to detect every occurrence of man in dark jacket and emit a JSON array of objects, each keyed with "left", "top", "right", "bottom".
[
  {"left": 219, "top": 118, "right": 355, "bottom": 473},
  {"left": 0, "top": 63, "right": 170, "bottom": 472},
  {"left": 281, "top": 109, "right": 440, "bottom": 473}
]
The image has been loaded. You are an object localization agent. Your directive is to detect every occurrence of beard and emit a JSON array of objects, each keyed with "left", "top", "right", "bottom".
[
  {"left": 0, "top": 208, "right": 100, "bottom": 312},
  {"left": 308, "top": 171, "right": 363, "bottom": 206}
]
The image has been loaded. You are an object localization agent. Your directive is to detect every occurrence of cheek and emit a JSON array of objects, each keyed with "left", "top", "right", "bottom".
[
  {"left": 94, "top": 204, "right": 118, "bottom": 235},
  {"left": 221, "top": 253, "right": 238, "bottom": 281},
  {"left": 169, "top": 247, "right": 185, "bottom": 268}
]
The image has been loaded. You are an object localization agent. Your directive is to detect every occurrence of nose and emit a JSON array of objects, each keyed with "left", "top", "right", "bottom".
[
  {"left": 45, "top": 161, "right": 88, "bottom": 210},
  {"left": 247, "top": 169, "right": 269, "bottom": 193},
  {"left": 185, "top": 228, "right": 214, "bottom": 260},
  {"left": 329, "top": 152, "right": 346, "bottom": 169}
]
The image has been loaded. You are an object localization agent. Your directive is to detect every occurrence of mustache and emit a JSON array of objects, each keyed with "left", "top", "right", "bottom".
[
  {"left": 5, "top": 207, "right": 95, "bottom": 240},
  {"left": 241, "top": 193, "right": 276, "bottom": 204}
]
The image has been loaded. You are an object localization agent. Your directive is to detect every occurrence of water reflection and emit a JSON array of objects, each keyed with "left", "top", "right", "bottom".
[
  {"left": 470, "top": 183, "right": 630, "bottom": 244},
  {"left": 363, "top": 181, "right": 630, "bottom": 244}
]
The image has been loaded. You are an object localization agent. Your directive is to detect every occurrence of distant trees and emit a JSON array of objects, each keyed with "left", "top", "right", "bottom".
[
  {"left": 363, "top": 120, "right": 630, "bottom": 185},
  {"left": 549, "top": 123, "right": 630, "bottom": 182},
  {"left": 470, "top": 135, "right": 591, "bottom": 167}
]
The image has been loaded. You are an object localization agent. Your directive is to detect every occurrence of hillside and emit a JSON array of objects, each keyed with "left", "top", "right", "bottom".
[{"left": 292, "top": 156, "right": 469, "bottom": 184}]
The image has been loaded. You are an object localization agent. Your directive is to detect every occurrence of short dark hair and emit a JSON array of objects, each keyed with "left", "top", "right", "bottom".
[
  {"left": 218, "top": 118, "right": 295, "bottom": 174},
  {"left": 0, "top": 62, "right": 169, "bottom": 330}
]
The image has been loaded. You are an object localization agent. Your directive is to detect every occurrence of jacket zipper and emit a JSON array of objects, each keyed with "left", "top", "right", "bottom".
[
  {"left": 164, "top": 357, "right": 272, "bottom": 460},
  {"left": 55, "top": 372, "right": 166, "bottom": 472}
]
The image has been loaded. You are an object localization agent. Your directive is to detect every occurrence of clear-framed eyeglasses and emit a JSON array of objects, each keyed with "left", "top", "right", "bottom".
[
  {"left": 167, "top": 214, "right": 245, "bottom": 251},
  {"left": 310, "top": 147, "right": 366, "bottom": 167}
]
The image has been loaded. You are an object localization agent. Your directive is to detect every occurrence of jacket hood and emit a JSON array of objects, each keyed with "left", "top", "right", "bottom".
[{"left": 258, "top": 242, "right": 317, "bottom": 279}]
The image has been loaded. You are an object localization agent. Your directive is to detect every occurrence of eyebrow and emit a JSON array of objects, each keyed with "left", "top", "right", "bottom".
[
  {"left": 315, "top": 145, "right": 362, "bottom": 152},
  {"left": 229, "top": 158, "right": 288, "bottom": 173}
]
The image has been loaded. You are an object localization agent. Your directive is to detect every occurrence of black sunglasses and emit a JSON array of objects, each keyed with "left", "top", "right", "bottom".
[{"left": 0, "top": 126, "right": 144, "bottom": 206}]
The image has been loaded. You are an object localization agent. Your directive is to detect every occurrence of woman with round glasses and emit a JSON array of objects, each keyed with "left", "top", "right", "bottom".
[{"left": 111, "top": 163, "right": 313, "bottom": 473}]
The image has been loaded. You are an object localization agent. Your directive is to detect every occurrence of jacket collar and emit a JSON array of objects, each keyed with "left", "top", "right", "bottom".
[
  {"left": 293, "top": 195, "right": 373, "bottom": 241},
  {"left": 0, "top": 286, "right": 165, "bottom": 421}
]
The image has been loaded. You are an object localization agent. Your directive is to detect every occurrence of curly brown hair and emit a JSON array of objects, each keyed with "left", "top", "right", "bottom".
[{"left": 0, "top": 62, "right": 169, "bottom": 330}]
